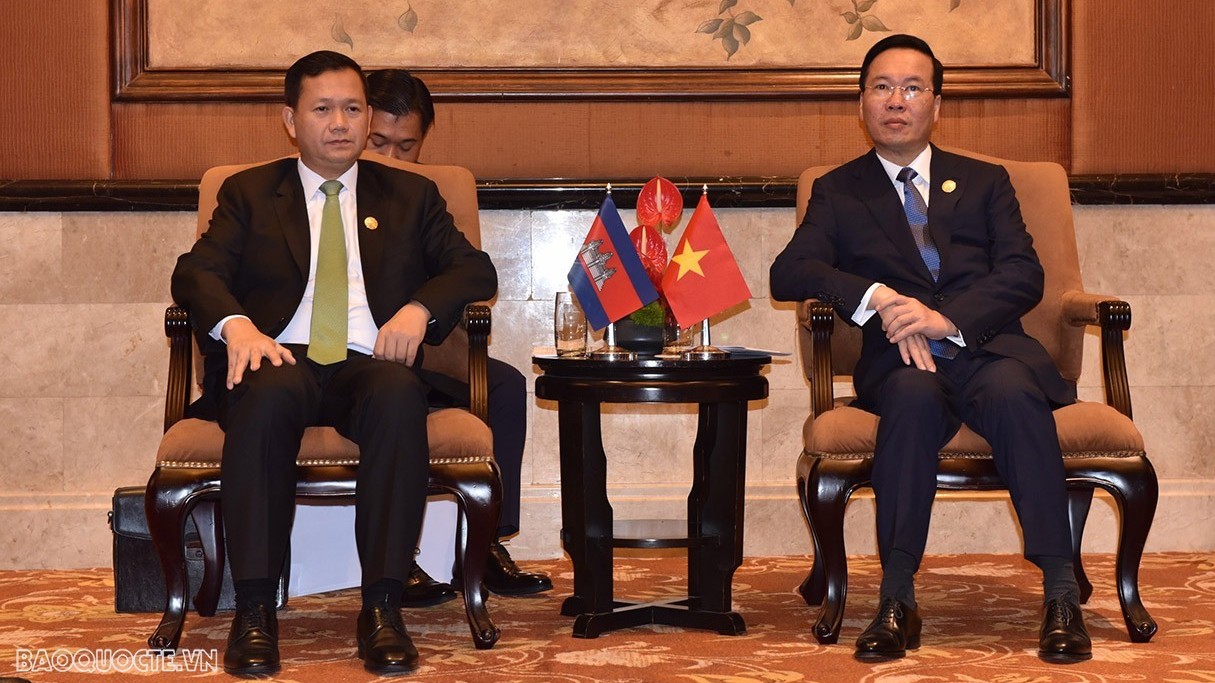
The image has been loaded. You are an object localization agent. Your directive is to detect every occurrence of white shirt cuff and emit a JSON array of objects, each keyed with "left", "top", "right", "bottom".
[
  {"left": 852, "top": 282, "right": 885, "bottom": 326},
  {"left": 210, "top": 314, "right": 251, "bottom": 343}
]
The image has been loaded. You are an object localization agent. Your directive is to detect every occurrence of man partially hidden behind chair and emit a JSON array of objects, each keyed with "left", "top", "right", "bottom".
[
  {"left": 363, "top": 68, "right": 552, "bottom": 607},
  {"left": 171, "top": 51, "right": 497, "bottom": 677},
  {"left": 769, "top": 35, "right": 1091, "bottom": 664}
]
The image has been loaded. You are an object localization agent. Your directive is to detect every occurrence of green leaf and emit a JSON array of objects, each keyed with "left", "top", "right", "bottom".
[
  {"left": 733, "top": 22, "right": 751, "bottom": 45},
  {"left": 843, "top": 11, "right": 858, "bottom": 23},
  {"left": 722, "top": 32, "right": 740, "bottom": 59},
  {"left": 735, "top": 11, "right": 763, "bottom": 25},
  {"left": 950, "top": 0, "right": 961, "bottom": 9},
  {"left": 846, "top": 21, "right": 863, "bottom": 40},
  {"left": 719, "top": 0, "right": 738, "bottom": 13},
  {"left": 331, "top": 15, "right": 353, "bottom": 49},
  {"left": 697, "top": 18, "right": 724, "bottom": 34},
  {"left": 398, "top": 7, "right": 418, "bottom": 32},
  {"left": 860, "top": 15, "right": 888, "bottom": 31},
  {"left": 714, "top": 18, "right": 734, "bottom": 39},
  {"left": 856, "top": 0, "right": 877, "bottom": 11}
]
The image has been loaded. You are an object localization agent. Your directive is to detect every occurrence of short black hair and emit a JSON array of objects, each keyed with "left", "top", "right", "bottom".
[
  {"left": 859, "top": 34, "right": 944, "bottom": 95},
  {"left": 284, "top": 50, "right": 367, "bottom": 108},
  {"left": 366, "top": 69, "right": 436, "bottom": 132}
]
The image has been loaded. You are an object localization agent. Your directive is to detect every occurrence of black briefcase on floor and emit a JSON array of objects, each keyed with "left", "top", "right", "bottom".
[{"left": 109, "top": 486, "right": 240, "bottom": 613}]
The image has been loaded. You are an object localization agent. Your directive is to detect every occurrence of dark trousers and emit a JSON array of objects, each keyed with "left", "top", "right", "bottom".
[
  {"left": 217, "top": 348, "right": 430, "bottom": 587},
  {"left": 865, "top": 350, "right": 1072, "bottom": 571},
  {"left": 429, "top": 357, "right": 527, "bottom": 538}
]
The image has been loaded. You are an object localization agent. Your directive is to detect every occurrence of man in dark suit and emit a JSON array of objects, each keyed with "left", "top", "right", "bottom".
[
  {"left": 171, "top": 51, "right": 496, "bottom": 677},
  {"left": 770, "top": 35, "right": 1091, "bottom": 663},
  {"left": 364, "top": 69, "right": 552, "bottom": 606}
]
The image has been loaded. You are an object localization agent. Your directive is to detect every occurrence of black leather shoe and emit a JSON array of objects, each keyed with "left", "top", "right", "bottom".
[
  {"left": 223, "top": 601, "right": 280, "bottom": 677},
  {"left": 400, "top": 563, "right": 456, "bottom": 608},
  {"left": 855, "top": 598, "right": 922, "bottom": 661},
  {"left": 1038, "top": 597, "right": 1092, "bottom": 664},
  {"left": 482, "top": 541, "right": 552, "bottom": 595},
  {"left": 357, "top": 600, "right": 419, "bottom": 675}
]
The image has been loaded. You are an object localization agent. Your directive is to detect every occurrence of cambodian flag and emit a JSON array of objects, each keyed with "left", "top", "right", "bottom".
[{"left": 567, "top": 194, "right": 659, "bottom": 330}]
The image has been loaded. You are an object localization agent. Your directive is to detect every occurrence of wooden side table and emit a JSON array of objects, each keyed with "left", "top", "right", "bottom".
[{"left": 534, "top": 351, "right": 770, "bottom": 638}]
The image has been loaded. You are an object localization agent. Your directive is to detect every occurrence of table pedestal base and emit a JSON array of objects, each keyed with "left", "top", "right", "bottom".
[{"left": 562, "top": 596, "right": 746, "bottom": 638}]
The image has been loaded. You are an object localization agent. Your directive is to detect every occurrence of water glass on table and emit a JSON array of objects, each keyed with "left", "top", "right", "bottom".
[{"left": 554, "top": 292, "right": 588, "bottom": 357}]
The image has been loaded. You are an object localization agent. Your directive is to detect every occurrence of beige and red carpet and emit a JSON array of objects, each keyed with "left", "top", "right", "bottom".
[{"left": 1, "top": 553, "right": 1212, "bottom": 682}]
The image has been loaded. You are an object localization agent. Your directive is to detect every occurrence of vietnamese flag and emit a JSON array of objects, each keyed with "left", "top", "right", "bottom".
[
  {"left": 661, "top": 194, "right": 752, "bottom": 329},
  {"left": 567, "top": 194, "right": 659, "bottom": 330}
]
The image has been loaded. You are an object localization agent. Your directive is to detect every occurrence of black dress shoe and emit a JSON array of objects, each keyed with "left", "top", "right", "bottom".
[
  {"left": 401, "top": 563, "right": 456, "bottom": 608},
  {"left": 1038, "top": 597, "right": 1092, "bottom": 664},
  {"left": 357, "top": 600, "right": 419, "bottom": 675},
  {"left": 482, "top": 541, "right": 552, "bottom": 595},
  {"left": 855, "top": 597, "right": 922, "bottom": 661},
  {"left": 223, "top": 601, "right": 280, "bottom": 677}
]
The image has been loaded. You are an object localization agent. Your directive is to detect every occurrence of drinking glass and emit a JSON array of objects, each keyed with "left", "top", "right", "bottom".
[{"left": 554, "top": 292, "right": 588, "bottom": 357}]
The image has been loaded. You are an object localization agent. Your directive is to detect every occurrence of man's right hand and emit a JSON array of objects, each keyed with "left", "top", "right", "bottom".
[
  {"left": 871, "top": 286, "right": 936, "bottom": 372},
  {"left": 221, "top": 317, "right": 296, "bottom": 389}
]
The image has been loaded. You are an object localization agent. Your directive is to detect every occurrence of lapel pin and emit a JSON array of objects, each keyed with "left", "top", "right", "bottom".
[
  {"left": 942, "top": 179, "right": 957, "bottom": 194},
  {"left": 364, "top": 216, "right": 379, "bottom": 230}
]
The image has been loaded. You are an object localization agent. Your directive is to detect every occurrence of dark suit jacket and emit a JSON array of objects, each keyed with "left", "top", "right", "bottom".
[
  {"left": 171, "top": 157, "right": 498, "bottom": 404},
  {"left": 770, "top": 145, "right": 1073, "bottom": 407}
]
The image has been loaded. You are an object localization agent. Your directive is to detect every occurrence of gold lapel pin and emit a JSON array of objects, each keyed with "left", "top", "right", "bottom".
[
  {"left": 364, "top": 216, "right": 379, "bottom": 230},
  {"left": 942, "top": 179, "right": 957, "bottom": 194}
]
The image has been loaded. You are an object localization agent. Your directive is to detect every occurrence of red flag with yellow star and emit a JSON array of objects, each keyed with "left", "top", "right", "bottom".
[{"left": 660, "top": 194, "right": 752, "bottom": 328}]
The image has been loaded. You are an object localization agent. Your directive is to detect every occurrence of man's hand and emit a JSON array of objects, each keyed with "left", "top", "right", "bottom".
[
  {"left": 897, "top": 334, "right": 937, "bottom": 372},
  {"left": 875, "top": 292, "right": 957, "bottom": 345},
  {"left": 374, "top": 301, "right": 431, "bottom": 366},
  {"left": 221, "top": 317, "right": 296, "bottom": 389}
]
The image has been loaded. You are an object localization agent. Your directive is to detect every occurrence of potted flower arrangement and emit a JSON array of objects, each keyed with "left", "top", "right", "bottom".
[{"left": 613, "top": 177, "right": 687, "bottom": 354}]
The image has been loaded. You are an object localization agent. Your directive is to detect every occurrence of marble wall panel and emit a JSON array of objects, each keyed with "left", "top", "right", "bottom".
[
  {"left": 0, "top": 304, "right": 72, "bottom": 398},
  {"left": 530, "top": 210, "right": 597, "bottom": 301},
  {"left": 60, "top": 303, "right": 170, "bottom": 398},
  {"left": 0, "top": 398, "right": 65, "bottom": 493},
  {"left": 1074, "top": 205, "right": 1215, "bottom": 296},
  {"left": 758, "top": 389, "right": 808, "bottom": 484},
  {"left": 528, "top": 398, "right": 561, "bottom": 486},
  {"left": 60, "top": 212, "right": 195, "bottom": 304},
  {"left": 62, "top": 395, "right": 164, "bottom": 493},
  {"left": 0, "top": 499, "right": 112, "bottom": 569},
  {"left": 479, "top": 210, "right": 533, "bottom": 302},
  {"left": 1117, "top": 294, "right": 1215, "bottom": 388},
  {"left": 0, "top": 213, "right": 63, "bottom": 304},
  {"left": 1128, "top": 386, "right": 1215, "bottom": 480}
]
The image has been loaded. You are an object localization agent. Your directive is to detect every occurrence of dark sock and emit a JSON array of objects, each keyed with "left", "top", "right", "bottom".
[
  {"left": 362, "top": 578, "right": 404, "bottom": 609},
  {"left": 234, "top": 578, "right": 277, "bottom": 610},
  {"left": 1035, "top": 555, "right": 1081, "bottom": 603},
  {"left": 878, "top": 549, "right": 918, "bottom": 609}
]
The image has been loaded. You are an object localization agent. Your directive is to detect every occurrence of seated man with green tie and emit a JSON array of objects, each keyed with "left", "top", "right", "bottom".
[
  {"left": 171, "top": 51, "right": 497, "bottom": 676},
  {"left": 363, "top": 68, "right": 553, "bottom": 606}
]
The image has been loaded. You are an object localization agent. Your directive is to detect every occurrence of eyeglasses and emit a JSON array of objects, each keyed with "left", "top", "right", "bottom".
[{"left": 863, "top": 84, "right": 934, "bottom": 101}]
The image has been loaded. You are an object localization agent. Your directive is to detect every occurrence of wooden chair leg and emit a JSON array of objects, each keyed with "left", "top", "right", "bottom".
[
  {"left": 1102, "top": 457, "right": 1159, "bottom": 642},
  {"left": 190, "top": 501, "right": 224, "bottom": 617},
  {"left": 802, "top": 459, "right": 860, "bottom": 645},
  {"left": 145, "top": 469, "right": 203, "bottom": 651},
  {"left": 796, "top": 456, "right": 826, "bottom": 606},
  {"left": 1066, "top": 487, "right": 1095, "bottom": 603},
  {"left": 433, "top": 461, "right": 501, "bottom": 649}
]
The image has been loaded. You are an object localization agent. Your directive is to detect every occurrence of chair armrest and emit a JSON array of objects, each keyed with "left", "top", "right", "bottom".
[
  {"left": 464, "top": 304, "right": 491, "bottom": 422},
  {"left": 163, "top": 305, "right": 193, "bottom": 432},
  {"left": 797, "top": 299, "right": 837, "bottom": 417},
  {"left": 1061, "top": 291, "right": 1134, "bottom": 419}
]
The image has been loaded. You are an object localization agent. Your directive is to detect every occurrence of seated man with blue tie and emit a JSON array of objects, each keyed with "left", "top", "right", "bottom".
[
  {"left": 769, "top": 35, "right": 1091, "bottom": 664},
  {"left": 364, "top": 68, "right": 552, "bottom": 606},
  {"left": 171, "top": 51, "right": 497, "bottom": 676}
]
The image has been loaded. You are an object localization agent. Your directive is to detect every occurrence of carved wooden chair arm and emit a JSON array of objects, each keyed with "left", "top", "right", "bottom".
[
  {"left": 797, "top": 299, "right": 838, "bottom": 417},
  {"left": 463, "top": 303, "right": 492, "bottom": 422},
  {"left": 163, "top": 305, "right": 193, "bottom": 433},
  {"left": 1062, "top": 291, "right": 1134, "bottom": 418}
]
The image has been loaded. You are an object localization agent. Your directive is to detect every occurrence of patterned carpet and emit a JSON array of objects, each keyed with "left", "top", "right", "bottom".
[{"left": 1, "top": 553, "right": 1213, "bottom": 682}]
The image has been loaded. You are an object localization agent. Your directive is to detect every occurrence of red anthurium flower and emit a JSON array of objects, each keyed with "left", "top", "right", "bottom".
[{"left": 636, "top": 176, "right": 683, "bottom": 231}]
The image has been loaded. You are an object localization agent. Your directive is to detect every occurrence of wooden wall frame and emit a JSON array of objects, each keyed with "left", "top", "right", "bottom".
[{"left": 113, "top": 0, "right": 1068, "bottom": 102}]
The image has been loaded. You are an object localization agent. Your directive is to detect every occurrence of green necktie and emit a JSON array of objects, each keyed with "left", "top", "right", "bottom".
[{"left": 308, "top": 179, "right": 349, "bottom": 364}]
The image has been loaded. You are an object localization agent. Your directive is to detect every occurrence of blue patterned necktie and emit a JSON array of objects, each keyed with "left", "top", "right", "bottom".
[{"left": 896, "top": 167, "right": 957, "bottom": 359}]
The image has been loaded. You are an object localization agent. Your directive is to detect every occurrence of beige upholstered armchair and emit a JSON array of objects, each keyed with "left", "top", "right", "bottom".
[
  {"left": 792, "top": 150, "right": 1158, "bottom": 646},
  {"left": 146, "top": 152, "right": 502, "bottom": 651}
]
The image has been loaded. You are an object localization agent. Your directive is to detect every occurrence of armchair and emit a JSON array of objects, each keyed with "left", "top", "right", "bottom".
[
  {"left": 792, "top": 150, "right": 1158, "bottom": 645},
  {"left": 146, "top": 153, "right": 502, "bottom": 651}
]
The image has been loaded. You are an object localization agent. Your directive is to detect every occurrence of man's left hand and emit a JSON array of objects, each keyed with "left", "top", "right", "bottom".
[
  {"left": 374, "top": 302, "right": 431, "bottom": 366},
  {"left": 876, "top": 294, "right": 957, "bottom": 344}
]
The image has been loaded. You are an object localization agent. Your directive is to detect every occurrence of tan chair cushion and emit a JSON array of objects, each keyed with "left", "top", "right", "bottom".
[
  {"left": 156, "top": 409, "right": 493, "bottom": 469},
  {"left": 805, "top": 401, "right": 1145, "bottom": 460}
]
